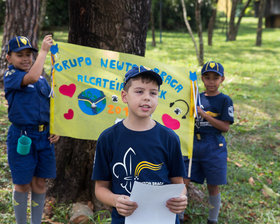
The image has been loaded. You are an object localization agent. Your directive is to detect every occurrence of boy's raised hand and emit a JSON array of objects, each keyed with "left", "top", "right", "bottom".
[
  {"left": 41, "top": 34, "right": 53, "bottom": 53},
  {"left": 115, "top": 195, "right": 138, "bottom": 217},
  {"left": 166, "top": 194, "right": 188, "bottom": 214}
]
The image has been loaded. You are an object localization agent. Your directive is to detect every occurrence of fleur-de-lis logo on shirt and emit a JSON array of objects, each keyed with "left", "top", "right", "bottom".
[{"left": 113, "top": 147, "right": 136, "bottom": 194}]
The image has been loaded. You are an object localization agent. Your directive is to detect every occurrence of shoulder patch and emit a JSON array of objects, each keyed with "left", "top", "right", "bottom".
[
  {"left": 5, "top": 69, "right": 16, "bottom": 77},
  {"left": 228, "top": 106, "right": 234, "bottom": 118}
]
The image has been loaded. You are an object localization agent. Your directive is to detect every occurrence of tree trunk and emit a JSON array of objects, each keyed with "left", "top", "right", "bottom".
[
  {"left": 151, "top": 7, "right": 156, "bottom": 47},
  {"left": 181, "top": 0, "right": 200, "bottom": 65},
  {"left": 39, "top": 0, "right": 48, "bottom": 34},
  {"left": 67, "top": 0, "right": 150, "bottom": 56},
  {"left": 233, "top": 0, "right": 252, "bottom": 40},
  {"left": 227, "top": 0, "right": 239, "bottom": 41},
  {"left": 227, "top": 0, "right": 252, "bottom": 41},
  {"left": 208, "top": 0, "right": 218, "bottom": 46},
  {"left": 195, "top": 0, "right": 204, "bottom": 66},
  {"left": 0, "top": 0, "right": 40, "bottom": 83},
  {"left": 47, "top": 0, "right": 152, "bottom": 210},
  {"left": 159, "top": 0, "right": 163, "bottom": 43},
  {"left": 256, "top": 0, "right": 266, "bottom": 46}
]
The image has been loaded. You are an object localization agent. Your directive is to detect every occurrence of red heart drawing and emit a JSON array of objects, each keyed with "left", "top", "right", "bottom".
[
  {"left": 64, "top": 109, "right": 74, "bottom": 120},
  {"left": 162, "top": 114, "right": 180, "bottom": 130},
  {"left": 59, "top": 84, "right": 76, "bottom": 97}
]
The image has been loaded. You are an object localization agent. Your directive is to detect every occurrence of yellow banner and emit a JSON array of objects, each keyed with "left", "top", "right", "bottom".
[{"left": 50, "top": 42, "right": 194, "bottom": 157}]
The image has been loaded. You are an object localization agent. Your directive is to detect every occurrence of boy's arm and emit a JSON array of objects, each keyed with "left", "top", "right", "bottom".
[
  {"left": 21, "top": 35, "right": 53, "bottom": 86},
  {"left": 197, "top": 106, "right": 230, "bottom": 132},
  {"left": 95, "top": 180, "right": 138, "bottom": 217},
  {"left": 166, "top": 177, "right": 187, "bottom": 214}
]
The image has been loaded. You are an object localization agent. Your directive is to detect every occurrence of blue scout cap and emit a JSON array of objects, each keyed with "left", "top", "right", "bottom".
[
  {"left": 6, "top": 36, "right": 38, "bottom": 53},
  {"left": 201, "top": 61, "right": 224, "bottom": 76},
  {"left": 124, "top": 65, "right": 163, "bottom": 87}
]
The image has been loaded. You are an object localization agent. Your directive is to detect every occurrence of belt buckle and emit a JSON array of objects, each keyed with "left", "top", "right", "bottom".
[
  {"left": 38, "top": 125, "right": 44, "bottom": 132},
  {"left": 196, "top": 133, "right": 201, "bottom": 140}
]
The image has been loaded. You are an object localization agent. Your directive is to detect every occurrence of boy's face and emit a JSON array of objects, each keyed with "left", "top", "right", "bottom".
[
  {"left": 6, "top": 49, "right": 33, "bottom": 72},
  {"left": 201, "top": 72, "right": 224, "bottom": 95},
  {"left": 121, "top": 79, "right": 159, "bottom": 120}
]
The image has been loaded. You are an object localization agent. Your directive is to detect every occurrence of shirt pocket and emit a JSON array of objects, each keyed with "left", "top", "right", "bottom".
[
  {"left": 216, "top": 135, "right": 227, "bottom": 149},
  {"left": 39, "top": 80, "right": 50, "bottom": 97}
]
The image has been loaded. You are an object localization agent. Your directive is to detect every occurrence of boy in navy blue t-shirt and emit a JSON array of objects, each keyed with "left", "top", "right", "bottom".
[
  {"left": 92, "top": 66, "right": 188, "bottom": 224},
  {"left": 184, "top": 61, "right": 234, "bottom": 224},
  {"left": 4, "top": 35, "right": 59, "bottom": 224}
]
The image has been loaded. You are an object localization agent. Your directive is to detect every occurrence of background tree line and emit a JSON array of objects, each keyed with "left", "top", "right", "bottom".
[{"left": 0, "top": 0, "right": 256, "bottom": 32}]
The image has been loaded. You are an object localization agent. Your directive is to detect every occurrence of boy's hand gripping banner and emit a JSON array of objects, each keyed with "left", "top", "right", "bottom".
[{"left": 50, "top": 42, "right": 194, "bottom": 157}]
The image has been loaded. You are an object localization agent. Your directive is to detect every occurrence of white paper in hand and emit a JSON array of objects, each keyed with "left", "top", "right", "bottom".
[{"left": 125, "top": 181, "right": 184, "bottom": 224}]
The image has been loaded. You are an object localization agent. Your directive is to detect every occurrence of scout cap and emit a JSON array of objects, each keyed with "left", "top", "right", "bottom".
[
  {"left": 124, "top": 65, "right": 162, "bottom": 87},
  {"left": 201, "top": 61, "right": 224, "bottom": 76},
  {"left": 6, "top": 36, "right": 38, "bottom": 53}
]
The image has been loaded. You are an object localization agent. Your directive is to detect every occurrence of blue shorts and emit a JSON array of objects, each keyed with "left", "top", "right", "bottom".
[
  {"left": 184, "top": 134, "right": 227, "bottom": 185},
  {"left": 7, "top": 124, "right": 56, "bottom": 185}
]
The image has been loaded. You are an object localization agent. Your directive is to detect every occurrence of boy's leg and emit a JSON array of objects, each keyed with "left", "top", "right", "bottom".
[
  {"left": 30, "top": 130, "right": 56, "bottom": 224},
  {"left": 31, "top": 177, "right": 46, "bottom": 224},
  {"left": 13, "top": 184, "right": 30, "bottom": 224},
  {"left": 207, "top": 184, "right": 220, "bottom": 223},
  {"left": 202, "top": 135, "right": 227, "bottom": 223}
]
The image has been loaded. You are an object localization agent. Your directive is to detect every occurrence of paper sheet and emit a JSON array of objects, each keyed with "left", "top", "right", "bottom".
[{"left": 125, "top": 181, "right": 184, "bottom": 224}]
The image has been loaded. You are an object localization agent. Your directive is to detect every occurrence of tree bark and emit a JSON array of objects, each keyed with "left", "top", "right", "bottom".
[
  {"left": 39, "top": 0, "right": 48, "bottom": 34},
  {"left": 256, "top": 0, "right": 266, "bottom": 46},
  {"left": 0, "top": 0, "right": 40, "bottom": 83},
  {"left": 195, "top": 0, "right": 204, "bottom": 66},
  {"left": 227, "top": 0, "right": 239, "bottom": 41},
  {"left": 151, "top": 7, "right": 156, "bottom": 47},
  {"left": 47, "top": 0, "right": 152, "bottom": 210},
  {"left": 208, "top": 0, "right": 218, "bottom": 46},
  {"left": 234, "top": 0, "right": 252, "bottom": 38},
  {"left": 181, "top": 0, "right": 200, "bottom": 65},
  {"left": 227, "top": 0, "right": 252, "bottom": 41},
  {"left": 67, "top": 0, "right": 150, "bottom": 56}
]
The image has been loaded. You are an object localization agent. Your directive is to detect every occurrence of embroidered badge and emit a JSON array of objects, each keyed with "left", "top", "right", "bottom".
[
  {"left": 210, "top": 62, "right": 215, "bottom": 68},
  {"left": 20, "top": 37, "right": 27, "bottom": 45},
  {"left": 228, "top": 106, "right": 234, "bottom": 117}
]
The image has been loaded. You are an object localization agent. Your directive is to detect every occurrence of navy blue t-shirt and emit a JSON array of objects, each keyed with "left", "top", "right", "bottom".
[
  {"left": 92, "top": 121, "right": 186, "bottom": 224},
  {"left": 4, "top": 65, "right": 51, "bottom": 126},
  {"left": 195, "top": 92, "right": 234, "bottom": 134}
]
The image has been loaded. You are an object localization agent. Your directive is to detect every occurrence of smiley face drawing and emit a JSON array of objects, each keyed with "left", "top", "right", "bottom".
[
  {"left": 78, "top": 88, "right": 106, "bottom": 115},
  {"left": 161, "top": 99, "right": 189, "bottom": 130}
]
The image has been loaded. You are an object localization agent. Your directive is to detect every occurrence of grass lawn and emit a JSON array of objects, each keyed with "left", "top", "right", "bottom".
[{"left": 0, "top": 17, "right": 279, "bottom": 223}]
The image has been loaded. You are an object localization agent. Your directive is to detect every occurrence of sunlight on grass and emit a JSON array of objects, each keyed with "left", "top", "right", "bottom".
[{"left": 1, "top": 17, "right": 279, "bottom": 223}]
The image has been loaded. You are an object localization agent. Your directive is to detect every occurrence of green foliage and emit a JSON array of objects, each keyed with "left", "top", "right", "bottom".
[
  {"left": 1, "top": 17, "right": 280, "bottom": 223},
  {"left": 43, "top": 0, "right": 69, "bottom": 29},
  {"left": 151, "top": 0, "right": 212, "bottom": 31},
  {"left": 46, "top": 202, "right": 72, "bottom": 222},
  {"left": 89, "top": 210, "right": 111, "bottom": 223}
]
